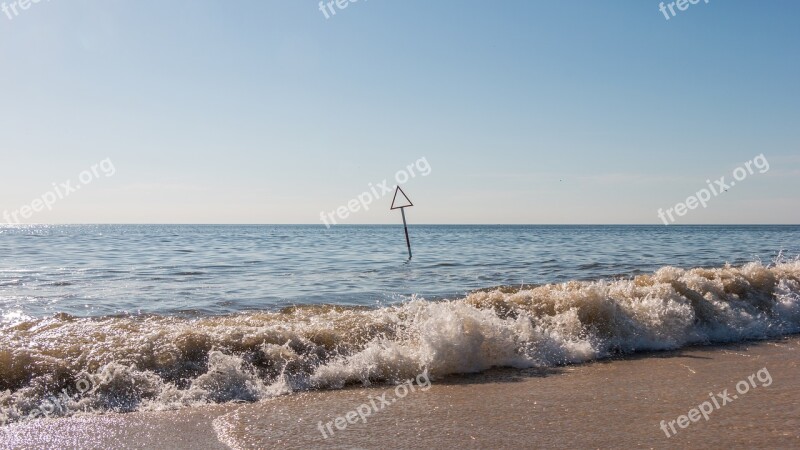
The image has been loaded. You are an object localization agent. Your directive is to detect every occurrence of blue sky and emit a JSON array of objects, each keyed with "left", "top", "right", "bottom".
[{"left": 1, "top": 0, "right": 798, "bottom": 224}]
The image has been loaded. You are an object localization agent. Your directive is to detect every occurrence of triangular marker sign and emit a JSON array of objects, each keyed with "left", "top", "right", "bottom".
[
  {"left": 390, "top": 186, "right": 413, "bottom": 210},
  {"left": 390, "top": 186, "right": 414, "bottom": 258}
]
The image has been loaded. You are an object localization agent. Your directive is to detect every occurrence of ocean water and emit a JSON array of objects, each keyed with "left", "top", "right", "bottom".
[
  {"left": 2, "top": 224, "right": 798, "bottom": 318},
  {"left": 1, "top": 224, "right": 799, "bottom": 425}
]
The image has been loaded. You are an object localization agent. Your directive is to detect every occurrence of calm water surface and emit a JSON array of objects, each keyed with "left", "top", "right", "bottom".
[{"left": 1, "top": 225, "right": 798, "bottom": 319}]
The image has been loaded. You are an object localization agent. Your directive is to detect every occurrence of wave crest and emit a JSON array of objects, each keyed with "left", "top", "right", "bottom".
[{"left": 2, "top": 261, "right": 799, "bottom": 425}]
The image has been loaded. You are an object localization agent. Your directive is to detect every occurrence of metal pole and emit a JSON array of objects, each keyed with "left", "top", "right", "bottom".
[{"left": 401, "top": 207, "right": 412, "bottom": 258}]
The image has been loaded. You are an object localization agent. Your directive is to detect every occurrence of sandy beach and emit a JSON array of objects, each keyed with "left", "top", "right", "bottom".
[{"left": 3, "top": 335, "right": 798, "bottom": 449}]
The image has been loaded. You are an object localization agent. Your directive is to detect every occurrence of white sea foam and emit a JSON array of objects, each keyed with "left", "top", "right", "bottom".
[{"left": 2, "top": 261, "right": 799, "bottom": 425}]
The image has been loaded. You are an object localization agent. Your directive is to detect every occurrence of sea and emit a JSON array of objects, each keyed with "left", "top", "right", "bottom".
[{"left": 1, "top": 224, "right": 799, "bottom": 425}]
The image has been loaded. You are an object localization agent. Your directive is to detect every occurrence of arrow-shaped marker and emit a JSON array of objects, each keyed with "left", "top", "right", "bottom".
[{"left": 390, "top": 186, "right": 413, "bottom": 259}]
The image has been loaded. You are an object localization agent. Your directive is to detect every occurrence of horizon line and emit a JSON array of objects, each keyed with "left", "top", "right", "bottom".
[{"left": 2, "top": 223, "right": 798, "bottom": 227}]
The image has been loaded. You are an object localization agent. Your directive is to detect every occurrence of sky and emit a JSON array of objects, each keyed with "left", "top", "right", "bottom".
[{"left": 0, "top": 0, "right": 798, "bottom": 225}]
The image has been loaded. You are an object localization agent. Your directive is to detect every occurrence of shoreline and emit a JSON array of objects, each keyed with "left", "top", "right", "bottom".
[{"left": 3, "top": 335, "right": 799, "bottom": 449}]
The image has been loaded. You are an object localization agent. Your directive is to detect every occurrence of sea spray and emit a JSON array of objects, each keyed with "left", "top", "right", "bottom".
[{"left": 1, "top": 260, "right": 799, "bottom": 425}]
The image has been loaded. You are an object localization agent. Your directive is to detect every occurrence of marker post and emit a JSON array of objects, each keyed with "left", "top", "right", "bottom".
[
  {"left": 400, "top": 207, "right": 411, "bottom": 258},
  {"left": 390, "top": 186, "right": 414, "bottom": 259}
]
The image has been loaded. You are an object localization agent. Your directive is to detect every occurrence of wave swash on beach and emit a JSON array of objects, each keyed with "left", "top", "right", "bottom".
[{"left": 2, "top": 261, "right": 800, "bottom": 426}]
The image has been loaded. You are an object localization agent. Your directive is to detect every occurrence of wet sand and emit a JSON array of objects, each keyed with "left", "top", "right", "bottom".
[{"left": 3, "top": 336, "right": 799, "bottom": 449}]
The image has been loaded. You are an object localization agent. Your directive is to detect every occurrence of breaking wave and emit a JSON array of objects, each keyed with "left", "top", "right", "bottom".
[{"left": 2, "top": 260, "right": 800, "bottom": 425}]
